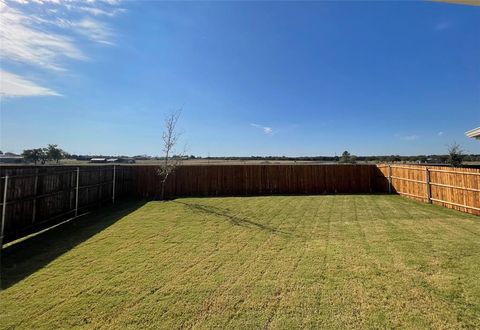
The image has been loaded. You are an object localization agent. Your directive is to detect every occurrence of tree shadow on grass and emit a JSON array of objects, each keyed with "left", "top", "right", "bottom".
[
  {"left": 175, "top": 201, "right": 293, "bottom": 237},
  {"left": 1, "top": 200, "right": 145, "bottom": 290}
]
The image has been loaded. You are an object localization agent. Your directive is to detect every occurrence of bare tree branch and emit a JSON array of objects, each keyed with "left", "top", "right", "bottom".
[
  {"left": 157, "top": 109, "right": 184, "bottom": 200},
  {"left": 447, "top": 142, "right": 464, "bottom": 167}
]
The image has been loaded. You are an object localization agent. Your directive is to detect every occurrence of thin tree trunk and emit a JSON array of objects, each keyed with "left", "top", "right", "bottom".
[{"left": 160, "top": 179, "right": 165, "bottom": 200}]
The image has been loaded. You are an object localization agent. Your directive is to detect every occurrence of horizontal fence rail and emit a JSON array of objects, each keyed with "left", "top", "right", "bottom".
[
  {"left": 1, "top": 163, "right": 479, "bottom": 246},
  {"left": 0, "top": 166, "right": 134, "bottom": 244},
  {"left": 376, "top": 164, "right": 480, "bottom": 215}
]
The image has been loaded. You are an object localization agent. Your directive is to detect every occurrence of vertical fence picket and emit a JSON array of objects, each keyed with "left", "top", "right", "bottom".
[
  {"left": 1, "top": 175, "right": 9, "bottom": 249},
  {"left": 112, "top": 165, "right": 116, "bottom": 204},
  {"left": 32, "top": 169, "right": 39, "bottom": 223},
  {"left": 425, "top": 168, "right": 432, "bottom": 203},
  {"left": 387, "top": 165, "right": 392, "bottom": 194},
  {"left": 75, "top": 167, "right": 80, "bottom": 217}
]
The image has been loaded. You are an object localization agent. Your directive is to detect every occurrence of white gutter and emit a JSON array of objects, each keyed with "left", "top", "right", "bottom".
[{"left": 466, "top": 127, "right": 480, "bottom": 140}]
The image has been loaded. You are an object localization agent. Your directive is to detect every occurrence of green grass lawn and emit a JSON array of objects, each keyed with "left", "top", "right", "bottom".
[{"left": 1, "top": 195, "right": 480, "bottom": 329}]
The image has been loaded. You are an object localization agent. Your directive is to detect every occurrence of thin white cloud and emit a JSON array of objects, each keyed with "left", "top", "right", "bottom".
[
  {"left": 25, "top": 0, "right": 61, "bottom": 4},
  {"left": 251, "top": 123, "right": 274, "bottom": 135},
  {"left": 11, "top": 0, "right": 59, "bottom": 3},
  {"left": 0, "top": 70, "right": 60, "bottom": 97},
  {"left": 397, "top": 134, "right": 419, "bottom": 141},
  {"left": 0, "top": 0, "right": 124, "bottom": 97},
  {"left": 102, "top": 0, "right": 121, "bottom": 5},
  {"left": 74, "top": 18, "right": 114, "bottom": 45},
  {"left": 77, "top": 6, "right": 125, "bottom": 17},
  {"left": 0, "top": 2, "right": 85, "bottom": 71},
  {"left": 54, "top": 17, "right": 114, "bottom": 45},
  {"left": 438, "top": 131, "right": 444, "bottom": 136}
]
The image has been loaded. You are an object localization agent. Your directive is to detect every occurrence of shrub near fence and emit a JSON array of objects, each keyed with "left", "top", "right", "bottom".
[
  {"left": 0, "top": 166, "right": 134, "bottom": 244},
  {"left": 133, "top": 165, "right": 377, "bottom": 198},
  {"left": 376, "top": 164, "right": 480, "bottom": 216}
]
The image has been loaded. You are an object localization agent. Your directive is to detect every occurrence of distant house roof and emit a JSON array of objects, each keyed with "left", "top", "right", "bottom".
[
  {"left": 0, "top": 155, "right": 23, "bottom": 159},
  {"left": 0, "top": 155, "right": 24, "bottom": 163},
  {"left": 466, "top": 127, "right": 480, "bottom": 140},
  {"left": 90, "top": 158, "right": 107, "bottom": 162},
  {"left": 102, "top": 158, "right": 136, "bottom": 163}
]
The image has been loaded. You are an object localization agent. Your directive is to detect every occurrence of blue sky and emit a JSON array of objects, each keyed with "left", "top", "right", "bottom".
[{"left": 1, "top": 0, "right": 479, "bottom": 157}]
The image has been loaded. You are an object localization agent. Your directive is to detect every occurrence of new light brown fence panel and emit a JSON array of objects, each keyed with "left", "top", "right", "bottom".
[
  {"left": 428, "top": 167, "right": 480, "bottom": 215},
  {"left": 393, "top": 165, "right": 428, "bottom": 201},
  {"left": 376, "top": 164, "right": 480, "bottom": 216},
  {"left": 133, "top": 165, "right": 377, "bottom": 198},
  {"left": 0, "top": 165, "right": 134, "bottom": 244}
]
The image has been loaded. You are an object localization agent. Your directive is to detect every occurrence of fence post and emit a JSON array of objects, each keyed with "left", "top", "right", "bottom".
[
  {"left": 387, "top": 165, "right": 392, "bottom": 194},
  {"left": 1, "top": 175, "right": 9, "bottom": 249},
  {"left": 112, "top": 165, "right": 116, "bottom": 204},
  {"left": 425, "top": 167, "right": 432, "bottom": 203},
  {"left": 32, "top": 168, "right": 39, "bottom": 223},
  {"left": 75, "top": 167, "right": 80, "bottom": 217}
]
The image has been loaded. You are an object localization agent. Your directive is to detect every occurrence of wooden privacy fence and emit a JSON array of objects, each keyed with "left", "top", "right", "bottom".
[
  {"left": 133, "top": 165, "right": 378, "bottom": 198},
  {"left": 1, "top": 163, "right": 479, "bottom": 246},
  {"left": 0, "top": 166, "right": 134, "bottom": 244},
  {"left": 376, "top": 164, "right": 480, "bottom": 216}
]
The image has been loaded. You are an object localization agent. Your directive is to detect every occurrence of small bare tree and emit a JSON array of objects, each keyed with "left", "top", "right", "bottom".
[
  {"left": 157, "top": 110, "right": 183, "bottom": 200},
  {"left": 447, "top": 142, "right": 464, "bottom": 167}
]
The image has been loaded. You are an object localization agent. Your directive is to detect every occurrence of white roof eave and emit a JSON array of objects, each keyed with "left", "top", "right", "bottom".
[{"left": 466, "top": 127, "right": 480, "bottom": 139}]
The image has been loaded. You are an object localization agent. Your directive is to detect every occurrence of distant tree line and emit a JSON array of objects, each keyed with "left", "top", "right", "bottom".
[
  {"left": 187, "top": 153, "right": 480, "bottom": 164},
  {"left": 188, "top": 144, "right": 476, "bottom": 167},
  {"left": 16, "top": 142, "right": 477, "bottom": 168},
  {"left": 19, "top": 149, "right": 480, "bottom": 166},
  {"left": 22, "top": 145, "right": 69, "bottom": 165}
]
